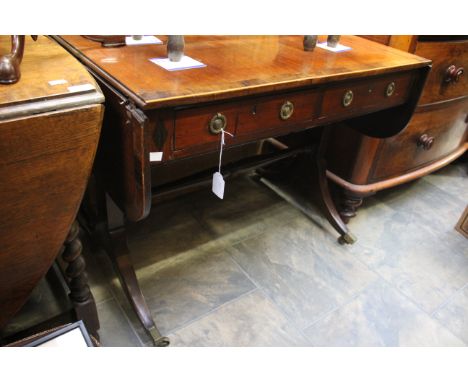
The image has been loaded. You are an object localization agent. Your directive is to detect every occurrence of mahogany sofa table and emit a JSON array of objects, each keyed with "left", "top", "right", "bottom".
[{"left": 53, "top": 35, "right": 431, "bottom": 346}]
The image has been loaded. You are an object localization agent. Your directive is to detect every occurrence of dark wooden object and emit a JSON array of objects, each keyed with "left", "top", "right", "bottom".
[
  {"left": 81, "top": 35, "right": 126, "bottom": 48},
  {"left": 0, "top": 36, "right": 25, "bottom": 84},
  {"left": 61, "top": 221, "right": 99, "bottom": 335},
  {"left": 0, "top": 35, "right": 37, "bottom": 84},
  {"left": 0, "top": 36, "right": 104, "bottom": 333},
  {"left": 53, "top": 35, "right": 430, "bottom": 345},
  {"left": 455, "top": 205, "right": 468, "bottom": 239},
  {"left": 327, "top": 36, "right": 468, "bottom": 222}
]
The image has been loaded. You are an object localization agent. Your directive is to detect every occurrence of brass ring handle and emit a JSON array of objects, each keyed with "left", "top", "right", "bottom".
[
  {"left": 386, "top": 82, "right": 396, "bottom": 97},
  {"left": 280, "top": 101, "right": 294, "bottom": 120},
  {"left": 342, "top": 90, "right": 354, "bottom": 107},
  {"left": 209, "top": 112, "right": 227, "bottom": 134},
  {"left": 417, "top": 134, "right": 435, "bottom": 150}
]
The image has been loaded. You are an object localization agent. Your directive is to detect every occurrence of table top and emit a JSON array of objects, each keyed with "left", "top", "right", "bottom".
[
  {"left": 55, "top": 35, "right": 431, "bottom": 110},
  {"left": 0, "top": 36, "right": 103, "bottom": 120}
]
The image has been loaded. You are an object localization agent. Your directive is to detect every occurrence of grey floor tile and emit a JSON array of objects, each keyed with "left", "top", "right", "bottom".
[
  {"left": 375, "top": 176, "right": 467, "bottom": 235},
  {"left": 81, "top": 240, "right": 113, "bottom": 304},
  {"left": 424, "top": 161, "right": 467, "bottom": 201},
  {"left": 189, "top": 175, "right": 299, "bottom": 245},
  {"left": 229, "top": 214, "right": 378, "bottom": 330},
  {"left": 433, "top": 286, "right": 468, "bottom": 344},
  {"left": 84, "top": 161, "right": 467, "bottom": 347},
  {"left": 342, "top": 177, "right": 468, "bottom": 314},
  {"left": 304, "top": 279, "right": 465, "bottom": 346},
  {"left": 96, "top": 299, "right": 142, "bottom": 347},
  {"left": 135, "top": 244, "right": 257, "bottom": 336},
  {"left": 169, "top": 289, "right": 310, "bottom": 346},
  {"left": 127, "top": 198, "right": 214, "bottom": 269}
]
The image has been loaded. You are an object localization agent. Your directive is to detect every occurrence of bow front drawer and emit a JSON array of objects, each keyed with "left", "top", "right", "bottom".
[
  {"left": 320, "top": 72, "right": 415, "bottom": 121},
  {"left": 415, "top": 39, "right": 468, "bottom": 105}
]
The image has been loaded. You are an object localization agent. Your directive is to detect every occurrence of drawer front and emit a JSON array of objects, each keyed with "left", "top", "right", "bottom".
[
  {"left": 236, "top": 90, "right": 320, "bottom": 136},
  {"left": 416, "top": 40, "right": 468, "bottom": 105},
  {"left": 174, "top": 103, "right": 239, "bottom": 150},
  {"left": 174, "top": 72, "right": 415, "bottom": 154},
  {"left": 370, "top": 99, "right": 468, "bottom": 181},
  {"left": 174, "top": 90, "right": 319, "bottom": 151},
  {"left": 320, "top": 71, "right": 414, "bottom": 121}
]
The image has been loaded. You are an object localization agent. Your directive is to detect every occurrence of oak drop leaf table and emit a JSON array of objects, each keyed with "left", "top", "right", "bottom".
[{"left": 0, "top": 36, "right": 104, "bottom": 337}]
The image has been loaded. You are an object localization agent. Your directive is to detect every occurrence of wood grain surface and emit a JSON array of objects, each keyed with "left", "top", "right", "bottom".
[
  {"left": 0, "top": 36, "right": 104, "bottom": 329},
  {"left": 56, "top": 35, "right": 430, "bottom": 109},
  {"left": 0, "top": 36, "right": 101, "bottom": 108}
]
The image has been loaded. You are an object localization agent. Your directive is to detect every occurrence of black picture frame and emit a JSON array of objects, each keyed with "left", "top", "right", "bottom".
[{"left": 26, "top": 321, "right": 94, "bottom": 347}]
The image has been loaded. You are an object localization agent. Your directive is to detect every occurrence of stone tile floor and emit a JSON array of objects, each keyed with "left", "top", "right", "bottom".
[{"left": 81, "top": 158, "right": 468, "bottom": 347}]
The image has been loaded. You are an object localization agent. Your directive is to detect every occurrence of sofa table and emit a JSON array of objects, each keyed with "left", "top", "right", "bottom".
[{"left": 53, "top": 35, "right": 431, "bottom": 346}]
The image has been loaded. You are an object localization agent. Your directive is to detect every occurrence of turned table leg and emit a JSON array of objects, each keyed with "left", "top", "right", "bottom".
[
  {"left": 62, "top": 220, "right": 100, "bottom": 338},
  {"left": 339, "top": 190, "right": 364, "bottom": 224}
]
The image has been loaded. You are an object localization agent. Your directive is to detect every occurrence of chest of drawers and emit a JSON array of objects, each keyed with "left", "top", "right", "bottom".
[{"left": 325, "top": 36, "right": 468, "bottom": 222}]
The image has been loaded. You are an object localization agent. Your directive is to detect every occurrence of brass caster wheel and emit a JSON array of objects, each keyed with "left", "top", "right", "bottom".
[
  {"left": 153, "top": 336, "right": 170, "bottom": 347},
  {"left": 338, "top": 232, "right": 357, "bottom": 245},
  {"left": 149, "top": 326, "right": 170, "bottom": 347}
]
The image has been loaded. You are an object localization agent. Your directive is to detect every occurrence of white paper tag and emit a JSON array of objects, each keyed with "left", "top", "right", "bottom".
[
  {"left": 316, "top": 42, "right": 352, "bottom": 53},
  {"left": 68, "top": 83, "right": 95, "bottom": 93},
  {"left": 149, "top": 152, "right": 163, "bottom": 162},
  {"left": 48, "top": 79, "right": 68, "bottom": 86},
  {"left": 212, "top": 172, "right": 225, "bottom": 199},
  {"left": 149, "top": 56, "right": 206, "bottom": 71},
  {"left": 126, "top": 36, "right": 163, "bottom": 45}
]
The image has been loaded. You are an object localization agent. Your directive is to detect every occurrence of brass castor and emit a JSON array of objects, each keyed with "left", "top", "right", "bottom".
[
  {"left": 149, "top": 326, "right": 170, "bottom": 347},
  {"left": 338, "top": 232, "right": 357, "bottom": 245}
]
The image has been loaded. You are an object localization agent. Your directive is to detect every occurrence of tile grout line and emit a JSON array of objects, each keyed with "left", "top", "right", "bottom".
[
  {"left": 185, "top": 174, "right": 303, "bottom": 246},
  {"left": 301, "top": 277, "right": 383, "bottom": 334},
  {"left": 375, "top": 276, "right": 468, "bottom": 346},
  {"left": 337, "top": 183, "right": 468, "bottom": 346},
  {"left": 112, "top": 295, "right": 146, "bottom": 347},
  {"left": 95, "top": 296, "right": 115, "bottom": 307},
  {"left": 338, "top": 238, "right": 453, "bottom": 321},
  {"left": 164, "top": 287, "right": 260, "bottom": 337},
  {"left": 224, "top": 244, "right": 314, "bottom": 345},
  {"left": 100, "top": 198, "right": 295, "bottom": 345},
  {"left": 106, "top": 280, "right": 147, "bottom": 346},
  {"left": 368, "top": 262, "right": 468, "bottom": 330},
  {"left": 430, "top": 281, "right": 468, "bottom": 318},
  {"left": 91, "top": 258, "right": 147, "bottom": 346},
  {"left": 84, "top": 248, "right": 146, "bottom": 345}
]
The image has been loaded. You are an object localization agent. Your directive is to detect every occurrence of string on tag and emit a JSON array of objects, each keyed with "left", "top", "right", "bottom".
[{"left": 218, "top": 128, "right": 234, "bottom": 174}]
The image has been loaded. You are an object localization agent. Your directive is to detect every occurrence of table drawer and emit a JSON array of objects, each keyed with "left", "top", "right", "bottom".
[
  {"left": 320, "top": 72, "right": 415, "bottom": 120},
  {"left": 370, "top": 98, "right": 468, "bottom": 181},
  {"left": 416, "top": 40, "right": 468, "bottom": 105},
  {"left": 173, "top": 103, "right": 239, "bottom": 151},
  {"left": 174, "top": 90, "right": 320, "bottom": 151},
  {"left": 236, "top": 90, "right": 320, "bottom": 135}
]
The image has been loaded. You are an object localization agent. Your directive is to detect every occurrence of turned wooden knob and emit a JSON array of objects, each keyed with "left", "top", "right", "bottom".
[
  {"left": 445, "top": 65, "right": 464, "bottom": 83},
  {"left": 417, "top": 134, "right": 435, "bottom": 150}
]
